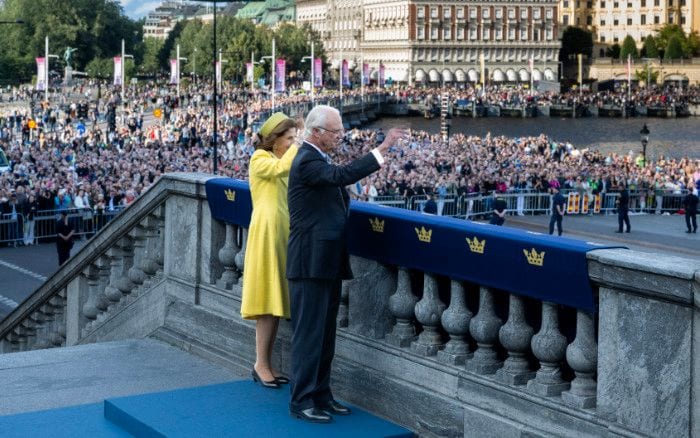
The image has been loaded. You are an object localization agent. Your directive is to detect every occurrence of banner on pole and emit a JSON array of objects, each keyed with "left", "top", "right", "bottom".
[
  {"left": 314, "top": 58, "right": 322, "bottom": 87},
  {"left": 246, "top": 62, "right": 254, "bottom": 83},
  {"left": 170, "top": 59, "right": 179, "bottom": 85},
  {"left": 216, "top": 61, "right": 222, "bottom": 88},
  {"left": 342, "top": 60, "right": 350, "bottom": 87},
  {"left": 379, "top": 63, "right": 385, "bottom": 88},
  {"left": 362, "top": 63, "right": 369, "bottom": 85},
  {"left": 113, "top": 57, "right": 122, "bottom": 86},
  {"left": 275, "top": 59, "right": 286, "bottom": 92},
  {"left": 36, "top": 58, "right": 46, "bottom": 91}
]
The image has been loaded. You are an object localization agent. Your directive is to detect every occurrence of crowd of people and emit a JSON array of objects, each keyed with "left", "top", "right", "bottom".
[{"left": 1, "top": 81, "right": 699, "bottom": 247}]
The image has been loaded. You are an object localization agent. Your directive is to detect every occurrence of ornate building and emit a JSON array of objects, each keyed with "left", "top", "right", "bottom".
[
  {"left": 296, "top": 0, "right": 561, "bottom": 85},
  {"left": 559, "top": 0, "right": 698, "bottom": 54}
]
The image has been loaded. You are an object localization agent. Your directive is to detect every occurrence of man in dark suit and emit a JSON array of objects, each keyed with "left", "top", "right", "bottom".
[
  {"left": 616, "top": 185, "right": 631, "bottom": 233},
  {"left": 683, "top": 189, "right": 698, "bottom": 233},
  {"left": 286, "top": 105, "right": 405, "bottom": 423}
]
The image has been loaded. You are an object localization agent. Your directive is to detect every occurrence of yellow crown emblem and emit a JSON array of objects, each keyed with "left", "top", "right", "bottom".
[
  {"left": 466, "top": 236, "right": 486, "bottom": 254},
  {"left": 369, "top": 217, "right": 385, "bottom": 233},
  {"left": 415, "top": 226, "right": 432, "bottom": 243},
  {"left": 224, "top": 189, "right": 236, "bottom": 202},
  {"left": 523, "top": 248, "right": 545, "bottom": 267}
]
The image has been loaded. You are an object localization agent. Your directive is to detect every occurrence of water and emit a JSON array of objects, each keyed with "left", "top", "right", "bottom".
[{"left": 368, "top": 116, "right": 700, "bottom": 159}]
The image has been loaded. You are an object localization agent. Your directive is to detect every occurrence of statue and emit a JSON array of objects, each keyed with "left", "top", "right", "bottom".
[{"left": 63, "top": 47, "right": 78, "bottom": 69}]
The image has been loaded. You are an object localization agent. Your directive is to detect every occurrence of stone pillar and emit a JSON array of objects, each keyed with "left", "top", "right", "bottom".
[
  {"left": 411, "top": 273, "right": 446, "bottom": 356},
  {"left": 385, "top": 267, "right": 418, "bottom": 348},
  {"left": 66, "top": 275, "right": 87, "bottom": 346},
  {"left": 437, "top": 279, "right": 472, "bottom": 365},
  {"left": 561, "top": 310, "right": 597, "bottom": 409},
  {"left": 104, "top": 246, "right": 125, "bottom": 305},
  {"left": 116, "top": 236, "right": 135, "bottom": 301},
  {"left": 128, "top": 224, "right": 148, "bottom": 290},
  {"left": 216, "top": 223, "right": 240, "bottom": 290},
  {"left": 527, "top": 302, "right": 570, "bottom": 396},
  {"left": 81, "top": 264, "right": 101, "bottom": 321},
  {"left": 466, "top": 286, "right": 503, "bottom": 375},
  {"left": 496, "top": 293, "right": 535, "bottom": 385}
]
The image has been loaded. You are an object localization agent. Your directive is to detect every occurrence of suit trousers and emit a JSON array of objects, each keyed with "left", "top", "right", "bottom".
[{"left": 289, "top": 278, "right": 341, "bottom": 411}]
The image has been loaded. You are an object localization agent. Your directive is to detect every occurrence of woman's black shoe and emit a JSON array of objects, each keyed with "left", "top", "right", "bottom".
[
  {"left": 252, "top": 369, "right": 280, "bottom": 389},
  {"left": 274, "top": 375, "right": 290, "bottom": 384}
]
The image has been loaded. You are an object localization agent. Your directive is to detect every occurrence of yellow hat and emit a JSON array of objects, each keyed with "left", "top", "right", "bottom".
[{"left": 259, "top": 112, "right": 291, "bottom": 138}]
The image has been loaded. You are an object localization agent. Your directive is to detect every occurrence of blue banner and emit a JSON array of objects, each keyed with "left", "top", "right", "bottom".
[{"left": 205, "top": 178, "right": 623, "bottom": 312}]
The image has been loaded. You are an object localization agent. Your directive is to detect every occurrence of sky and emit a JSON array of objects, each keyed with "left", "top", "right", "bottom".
[{"left": 118, "top": 0, "right": 165, "bottom": 19}]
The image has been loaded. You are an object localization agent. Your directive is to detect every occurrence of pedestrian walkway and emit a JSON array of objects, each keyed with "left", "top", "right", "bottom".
[{"left": 504, "top": 213, "right": 700, "bottom": 260}]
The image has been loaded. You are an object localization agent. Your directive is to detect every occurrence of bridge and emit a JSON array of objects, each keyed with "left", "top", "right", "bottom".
[{"left": 0, "top": 173, "right": 697, "bottom": 437}]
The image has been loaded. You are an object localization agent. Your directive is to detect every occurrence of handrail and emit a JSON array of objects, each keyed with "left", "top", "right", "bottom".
[{"left": 0, "top": 173, "right": 212, "bottom": 338}]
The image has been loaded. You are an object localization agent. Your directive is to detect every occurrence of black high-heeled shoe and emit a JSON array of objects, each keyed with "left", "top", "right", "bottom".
[
  {"left": 274, "top": 375, "right": 290, "bottom": 384},
  {"left": 252, "top": 369, "right": 280, "bottom": 389}
]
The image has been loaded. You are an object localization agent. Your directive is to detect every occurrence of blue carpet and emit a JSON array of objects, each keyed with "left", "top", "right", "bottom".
[
  {"left": 0, "top": 403, "right": 131, "bottom": 438},
  {"left": 104, "top": 381, "right": 413, "bottom": 437}
]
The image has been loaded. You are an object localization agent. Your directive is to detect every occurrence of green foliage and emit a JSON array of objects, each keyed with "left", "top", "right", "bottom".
[
  {"left": 85, "top": 57, "right": 112, "bottom": 78},
  {"left": 654, "top": 24, "right": 698, "bottom": 58},
  {"left": 605, "top": 43, "right": 621, "bottom": 59},
  {"left": 559, "top": 26, "right": 593, "bottom": 64},
  {"left": 139, "top": 37, "right": 164, "bottom": 77},
  {"left": 642, "top": 35, "right": 659, "bottom": 58},
  {"left": 634, "top": 64, "right": 659, "bottom": 85},
  {"left": 0, "top": 0, "right": 139, "bottom": 84},
  {"left": 664, "top": 35, "right": 684, "bottom": 60},
  {"left": 620, "top": 35, "right": 638, "bottom": 59}
]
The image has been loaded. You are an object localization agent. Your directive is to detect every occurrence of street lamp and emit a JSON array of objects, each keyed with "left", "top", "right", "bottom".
[
  {"left": 301, "top": 41, "right": 315, "bottom": 104},
  {"left": 0, "top": 20, "right": 24, "bottom": 24},
  {"left": 640, "top": 123, "right": 650, "bottom": 165},
  {"left": 259, "top": 38, "right": 276, "bottom": 112}
]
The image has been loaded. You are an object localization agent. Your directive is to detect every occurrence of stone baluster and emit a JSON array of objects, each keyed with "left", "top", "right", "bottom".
[
  {"left": 140, "top": 215, "right": 160, "bottom": 284},
  {"left": 338, "top": 281, "right": 350, "bottom": 328},
  {"left": 22, "top": 318, "right": 38, "bottom": 351},
  {"left": 150, "top": 204, "right": 166, "bottom": 274},
  {"left": 466, "top": 286, "right": 503, "bottom": 375},
  {"left": 81, "top": 264, "right": 102, "bottom": 321},
  {"left": 234, "top": 227, "right": 247, "bottom": 276},
  {"left": 561, "top": 310, "right": 598, "bottom": 408},
  {"left": 496, "top": 294, "right": 535, "bottom": 385},
  {"left": 216, "top": 223, "right": 240, "bottom": 290},
  {"left": 127, "top": 224, "right": 148, "bottom": 291},
  {"left": 36, "top": 304, "right": 57, "bottom": 350},
  {"left": 438, "top": 279, "right": 472, "bottom": 365},
  {"left": 52, "top": 291, "right": 67, "bottom": 347},
  {"left": 527, "top": 302, "right": 570, "bottom": 396},
  {"left": 95, "top": 256, "right": 111, "bottom": 319},
  {"left": 116, "top": 236, "right": 135, "bottom": 302},
  {"left": 385, "top": 268, "right": 418, "bottom": 348},
  {"left": 104, "top": 246, "right": 125, "bottom": 306},
  {"left": 14, "top": 326, "right": 27, "bottom": 352},
  {"left": 411, "top": 273, "right": 446, "bottom": 356}
]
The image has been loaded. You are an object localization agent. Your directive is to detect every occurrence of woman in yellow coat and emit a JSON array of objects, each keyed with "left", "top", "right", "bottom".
[{"left": 241, "top": 112, "right": 299, "bottom": 389}]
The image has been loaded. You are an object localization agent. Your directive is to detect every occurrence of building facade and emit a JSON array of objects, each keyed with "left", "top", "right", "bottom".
[
  {"left": 559, "top": 0, "right": 698, "bottom": 51},
  {"left": 297, "top": 0, "right": 561, "bottom": 85},
  {"left": 143, "top": 2, "right": 202, "bottom": 40}
]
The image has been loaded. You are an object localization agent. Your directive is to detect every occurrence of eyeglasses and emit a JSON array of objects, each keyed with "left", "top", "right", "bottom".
[{"left": 317, "top": 126, "right": 344, "bottom": 135}]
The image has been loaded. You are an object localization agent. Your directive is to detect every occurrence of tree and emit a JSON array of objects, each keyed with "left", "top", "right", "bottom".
[
  {"left": 620, "top": 35, "right": 638, "bottom": 59},
  {"left": 664, "top": 35, "right": 684, "bottom": 60},
  {"left": 642, "top": 35, "right": 659, "bottom": 58},
  {"left": 85, "top": 57, "right": 112, "bottom": 78},
  {"left": 559, "top": 26, "right": 593, "bottom": 64},
  {"left": 140, "top": 37, "right": 164, "bottom": 78},
  {"left": 605, "top": 43, "right": 621, "bottom": 59},
  {"left": 634, "top": 64, "right": 659, "bottom": 85}
]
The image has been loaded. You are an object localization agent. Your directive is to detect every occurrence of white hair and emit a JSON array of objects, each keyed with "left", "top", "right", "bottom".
[{"left": 303, "top": 105, "right": 340, "bottom": 138}]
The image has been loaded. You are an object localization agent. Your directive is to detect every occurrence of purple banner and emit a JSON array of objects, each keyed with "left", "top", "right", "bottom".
[
  {"left": 246, "top": 62, "right": 254, "bottom": 82},
  {"left": 362, "top": 63, "right": 369, "bottom": 85},
  {"left": 342, "top": 60, "right": 350, "bottom": 87},
  {"left": 113, "top": 57, "right": 122, "bottom": 86},
  {"left": 36, "top": 57, "right": 46, "bottom": 91},
  {"left": 379, "top": 63, "right": 385, "bottom": 88},
  {"left": 314, "top": 58, "right": 322, "bottom": 88},
  {"left": 170, "top": 59, "right": 178, "bottom": 85},
  {"left": 275, "top": 59, "right": 286, "bottom": 92}
]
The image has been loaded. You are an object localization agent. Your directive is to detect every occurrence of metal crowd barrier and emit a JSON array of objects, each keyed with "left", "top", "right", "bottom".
[{"left": 1, "top": 207, "right": 125, "bottom": 247}]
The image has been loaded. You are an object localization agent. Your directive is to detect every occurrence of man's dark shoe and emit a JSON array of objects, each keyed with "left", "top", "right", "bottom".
[
  {"left": 290, "top": 407, "right": 332, "bottom": 423},
  {"left": 320, "top": 400, "right": 352, "bottom": 416},
  {"left": 614, "top": 230, "right": 623, "bottom": 233},
  {"left": 687, "top": 230, "right": 693, "bottom": 233}
]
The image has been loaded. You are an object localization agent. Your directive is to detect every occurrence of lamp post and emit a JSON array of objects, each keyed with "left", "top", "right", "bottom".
[
  {"left": 44, "top": 36, "right": 59, "bottom": 103},
  {"left": 301, "top": 41, "right": 315, "bottom": 104},
  {"left": 121, "top": 39, "right": 134, "bottom": 101},
  {"left": 176, "top": 44, "right": 188, "bottom": 100},
  {"left": 640, "top": 123, "right": 650, "bottom": 166},
  {"left": 259, "top": 38, "right": 276, "bottom": 112}
]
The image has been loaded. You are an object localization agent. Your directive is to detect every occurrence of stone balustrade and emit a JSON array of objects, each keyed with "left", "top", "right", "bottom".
[{"left": 0, "top": 173, "right": 697, "bottom": 438}]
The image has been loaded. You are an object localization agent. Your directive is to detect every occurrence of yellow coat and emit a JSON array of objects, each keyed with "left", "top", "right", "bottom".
[{"left": 240, "top": 145, "right": 299, "bottom": 319}]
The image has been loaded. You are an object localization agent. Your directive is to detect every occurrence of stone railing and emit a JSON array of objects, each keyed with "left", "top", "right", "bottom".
[{"left": 0, "top": 173, "right": 697, "bottom": 438}]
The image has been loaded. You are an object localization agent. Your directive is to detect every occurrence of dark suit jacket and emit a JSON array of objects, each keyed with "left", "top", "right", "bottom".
[{"left": 286, "top": 141, "right": 380, "bottom": 280}]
